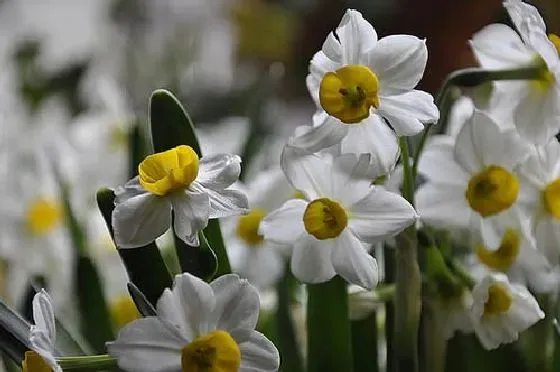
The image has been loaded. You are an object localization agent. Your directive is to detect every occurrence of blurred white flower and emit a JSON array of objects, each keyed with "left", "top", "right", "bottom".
[
  {"left": 224, "top": 167, "right": 294, "bottom": 289},
  {"left": 517, "top": 139, "right": 560, "bottom": 265},
  {"left": 197, "top": 116, "right": 250, "bottom": 157},
  {"left": 22, "top": 289, "right": 61, "bottom": 372},
  {"left": 260, "top": 148, "right": 417, "bottom": 289},
  {"left": 470, "top": 0, "right": 560, "bottom": 144},
  {"left": 107, "top": 272, "right": 280, "bottom": 372},
  {"left": 347, "top": 285, "right": 382, "bottom": 321},
  {"left": 469, "top": 273, "right": 544, "bottom": 350},
  {"left": 473, "top": 216, "right": 560, "bottom": 293},
  {"left": 112, "top": 145, "right": 248, "bottom": 248},
  {"left": 416, "top": 110, "right": 531, "bottom": 246}
]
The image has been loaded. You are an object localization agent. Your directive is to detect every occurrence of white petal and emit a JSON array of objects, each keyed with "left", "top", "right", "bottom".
[
  {"left": 307, "top": 52, "right": 341, "bottom": 105},
  {"left": 155, "top": 289, "right": 195, "bottom": 341},
  {"left": 205, "top": 187, "right": 249, "bottom": 219},
  {"left": 331, "top": 153, "right": 375, "bottom": 206},
  {"left": 31, "top": 290, "right": 55, "bottom": 347},
  {"left": 171, "top": 189, "right": 210, "bottom": 246},
  {"left": 259, "top": 199, "right": 307, "bottom": 245},
  {"left": 163, "top": 273, "right": 216, "bottom": 337},
  {"left": 336, "top": 9, "right": 377, "bottom": 65},
  {"left": 197, "top": 153, "right": 242, "bottom": 189},
  {"left": 340, "top": 115, "right": 400, "bottom": 176},
  {"left": 368, "top": 35, "right": 427, "bottom": 94},
  {"left": 453, "top": 110, "right": 528, "bottom": 173},
  {"left": 378, "top": 90, "right": 439, "bottom": 135},
  {"left": 107, "top": 318, "right": 185, "bottom": 372},
  {"left": 513, "top": 85, "right": 560, "bottom": 145},
  {"left": 112, "top": 185, "right": 172, "bottom": 249},
  {"left": 239, "top": 331, "right": 280, "bottom": 372},
  {"left": 287, "top": 117, "right": 348, "bottom": 153},
  {"left": 210, "top": 274, "right": 260, "bottom": 342},
  {"left": 348, "top": 187, "right": 417, "bottom": 242},
  {"left": 281, "top": 147, "right": 333, "bottom": 199},
  {"left": 239, "top": 246, "right": 284, "bottom": 289},
  {"left": 470, "top": 23, "right": 533, "bottom": 69},
  {"left": 536, "top": 217, "right": 560, "bottom": 265},
  {"left": 291, "top": 235, "right": 336, "bottom": 284},
  {"left": 418, "top": 136, "right": 470, "bottom": 185},
  {"left": 331, "top": 230, "right": 378, "bottom": 289},
  {"left": 415, "top": 183, "right": 471, "bottom": 229},
  {"left": 504, "top": 0, "right": 559, "bottom": 68}
]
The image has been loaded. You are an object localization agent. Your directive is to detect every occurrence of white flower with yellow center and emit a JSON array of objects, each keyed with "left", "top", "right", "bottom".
[
  {"left": 517, "top": 139, "right": 560, "bottom": 266},
  {"left": 107, "top": 273, "right": 280, "bottom": 372},
  {"left": 290, "top": 9, "right": 438, "bottom": 174},
  {"left": 470, "top": 0, "right": 560, "bottom": 144},
  {"left": 0, "top": 147, "right": 73, "bottom": 311},
  {"left": 469, "top": 273, "right": 544, "bottom": 350},
  {"left": 473, "top": 217, "right": 559, "bottom": 293},
  {"left": 416, "top": 110, "right": 531, "bottom": 245},
  {"left": 22, "top": 289, "right": 61, "bottom": 372},
  {"left": 259, "top": 148, "right": 417, "bottom": 289},
  {"left": 224, "top": 167, "right": 295, "bottom": 289},
  {"left": 112, "top": 145, "right": 248, "bottom": 248}
]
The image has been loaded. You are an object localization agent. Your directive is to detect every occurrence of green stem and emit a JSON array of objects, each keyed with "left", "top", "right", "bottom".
[
  {"left": 58, "top": 355, "right": 119, "bottom": 371},
  {"left": 306, "top": 277, "right": 353, "bottom": 372},
  {"left": 394, "top": 227, "right": 421, "bottom": 372},
  {"left": 421, "top": 300, "right": 447, "bottom": 372},
  {"left": 275, "top": 268, "right": 304, "bottom": 372},
  {"left": 351, "top": 312, "right": 378, "bottom": 372},
  {"left": 399, "top": 137, "right": 414, "bottom": 205},
  {"left": 394, "top": 136, "right": 420, "bottom": 372}
]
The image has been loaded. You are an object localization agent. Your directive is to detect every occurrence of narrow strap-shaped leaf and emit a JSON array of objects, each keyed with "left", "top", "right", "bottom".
[
  {"left": 96, "top": 188, "right": 173, "bottom": 306},
  {"left": 274, "top": 267, "right": 303, "bottom": 372},
  {"left": 0, "top": 298, "right": 31, "bottom": 364},
  {"left": 173, "top": 231, "right": 217, "bottom": 282},
  {"left": 75, "top": 256, "right": 115, "bottom": 353},
  {"left": 351, "top": 312, "right": 378, "bottom": 372},
  {"left": 127, "top": 283, "right": 156, "bottom": 317},
  {"left": 149, "top": 89, "right": 229, "bottom": 278},
  {"left": 307, "top": 276, "right": 353, "bottom": 372}
]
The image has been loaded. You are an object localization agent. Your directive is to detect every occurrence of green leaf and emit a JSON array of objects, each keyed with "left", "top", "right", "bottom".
[
  {"left": 149, "top": 89, "right": 229, "bottom": 278},
  {"left": 351, "top": 312, "right": 378, "bottom": 372},
  {"left": 552, "top": 319, "right": 560, "bottom": 371},
  {"left": 149, "top": 89, "right": 201, "bottom": 156},
  {"left": 173, "top": 231, "right": 217, "bottom": 282},
  {"left": 307, "top": 276, "right": 353, "bottom": 372},
  {"left": 127, "top": 283, "right": 156, "bottom": 317},
  {"left": 96, "top": 188, "right": 173, "bottom": 307},
  {"left": 75, "top": 256, "right": 115, "bottom": 353},
  {"left": 0, "top": 297, "right": 31, "bottom": 364},
  {"left": 274, "top": 268, "right": 303, "bottom": 372}
]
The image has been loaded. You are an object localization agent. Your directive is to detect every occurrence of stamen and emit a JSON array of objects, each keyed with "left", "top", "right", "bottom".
[
  {"left": 465, "top": 165, "right": 519, "bottom": 217},
  {"left": 303, "top": 198, "right": 348, "bottom": 240}
]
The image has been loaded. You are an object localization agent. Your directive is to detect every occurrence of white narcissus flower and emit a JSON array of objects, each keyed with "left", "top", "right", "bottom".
[
  {"left": 259, "top": 148, "right": 417, "bottom": 289},
  {"left": 469, "top": 273, "right": 544, "bottom": 350},
  {"left": 289, "top": 9, "right": 438, "bottom": 174},
  {"left": 112, "top": 145, "right": 248, "bottom": 248},
  {"left": 517, "top": 139, "right": 560, "bottom": 265},
  {"left": 470, "top": 0, "right": 560, "bottom": 144},
  {"left": 22, "top": 289, "right": 61, "bottom": 372},
  {"left": 473, "top": 216, "right": 560, "bottom": 293},
  {"left": 416, "top": 110, "right": 531, "bottom": 247},
  {"left": 107, "top": 273, "right": 280, "bottom": 372}
]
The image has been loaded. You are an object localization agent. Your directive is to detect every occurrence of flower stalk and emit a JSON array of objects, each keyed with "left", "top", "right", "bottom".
[
  {"left": 394, "top": 137, "right": 421, "bottom": 372},
  {"left": 307, "top": 276, "right": 353, "bottom": 372}
]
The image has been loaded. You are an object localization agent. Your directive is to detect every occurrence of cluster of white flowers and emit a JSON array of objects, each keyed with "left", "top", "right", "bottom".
[{"left": 416, "top": 0, "right": 560, "bottom": 349}]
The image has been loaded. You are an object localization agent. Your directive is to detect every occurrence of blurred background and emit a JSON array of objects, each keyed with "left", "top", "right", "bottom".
[{"left": 0, "top": 0, "right": 559, "bottom": 370}]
